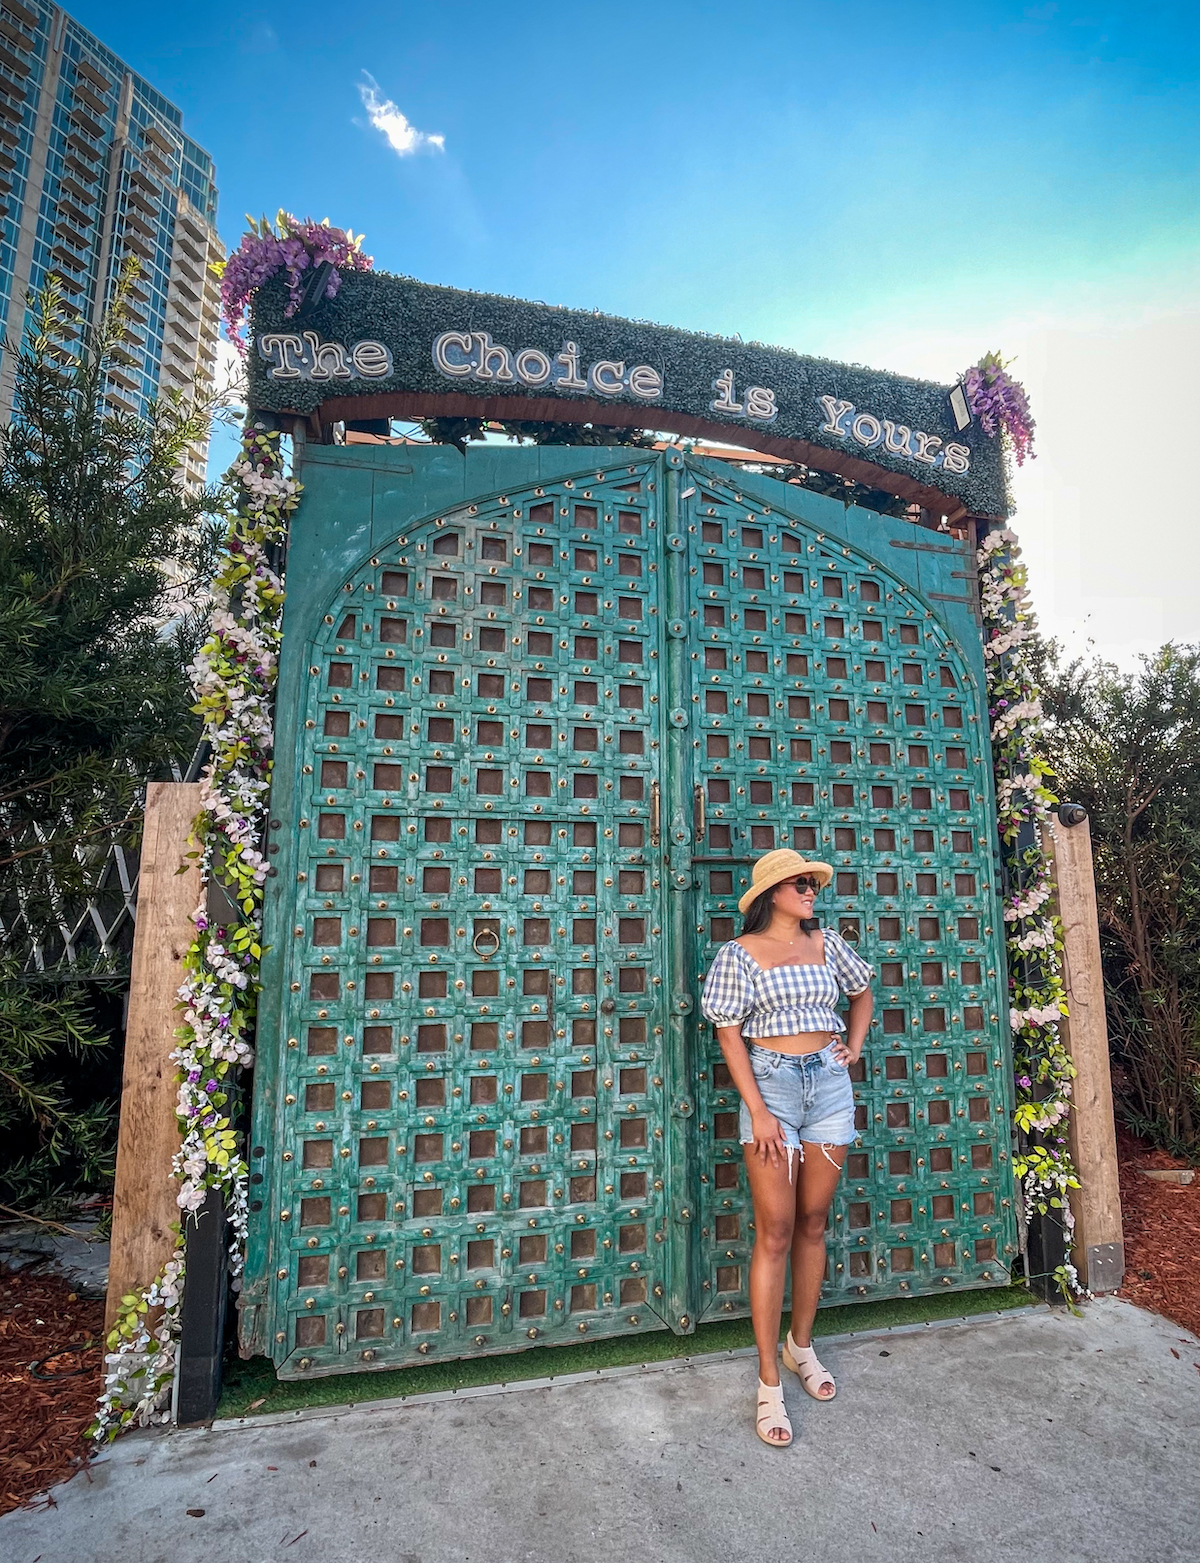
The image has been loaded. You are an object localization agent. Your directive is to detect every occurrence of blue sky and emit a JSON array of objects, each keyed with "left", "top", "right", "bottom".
[{"left": 81, "top": 1, "right": 1200, "bottom": 663}]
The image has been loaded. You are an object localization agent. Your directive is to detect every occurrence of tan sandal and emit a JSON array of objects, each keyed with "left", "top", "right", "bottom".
[
  {"left": 783, "top": 1332, "right": 836, "bottom": 1400},
  {"left": 756, "top": 1378, "right": 793, "bottom": 1447}
]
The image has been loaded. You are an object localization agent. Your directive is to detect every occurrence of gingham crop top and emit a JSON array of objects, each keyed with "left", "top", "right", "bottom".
[{"left": 700, "top": 930, "right": 874, "bottom": 1039}]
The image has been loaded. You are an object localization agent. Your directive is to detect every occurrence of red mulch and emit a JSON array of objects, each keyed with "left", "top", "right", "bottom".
[
  {"left": 1115, "top": 1127, "right": 1200, "bottom": 1342},
  {"left": 0, "top": 1269, "right": 104, "bottom": 1517}
]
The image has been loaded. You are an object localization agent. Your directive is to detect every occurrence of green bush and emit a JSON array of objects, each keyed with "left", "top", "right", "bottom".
[
  {"left": 0, "top": 960, "right": 118, "bottom": 1211},
  {"left": 1038, "top": 640, "right": 1200, "bottom": 1157}
]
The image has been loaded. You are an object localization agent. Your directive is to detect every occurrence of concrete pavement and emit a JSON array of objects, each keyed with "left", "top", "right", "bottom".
[{"left": 4, "top": 1295, "right": 1198, "bottom": 1563}]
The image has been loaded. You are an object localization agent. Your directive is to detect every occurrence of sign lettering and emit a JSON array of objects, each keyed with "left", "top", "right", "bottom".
[
  {"left": 258, "top": 332, "right": 394, "bottom": 382},
  {"left": 818, "top": 394, "right": 970, "bottom": 474},
  {"left": 431, "top": 331, "right": 664, "bottom": 403}
]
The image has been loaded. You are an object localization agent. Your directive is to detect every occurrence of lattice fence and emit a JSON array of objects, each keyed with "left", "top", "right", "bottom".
[{"left": 0, "top": 747, "right": 205, "bottom": 977}]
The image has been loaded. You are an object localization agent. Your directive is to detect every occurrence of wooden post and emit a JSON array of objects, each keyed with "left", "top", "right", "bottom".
[
  {"left": 105, "top": 782, "right": 202, "bottom": 1330},
  {"left": 1044, "top": 811, "right": 1125, "bottom": 1293}
]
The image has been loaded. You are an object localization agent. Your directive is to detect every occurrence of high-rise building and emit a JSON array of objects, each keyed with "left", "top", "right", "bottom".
[{"left": 0, "top": 4, "right": 222, "bottom": 487}]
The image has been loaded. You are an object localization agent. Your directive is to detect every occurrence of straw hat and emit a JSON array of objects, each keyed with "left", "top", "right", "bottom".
[{"left": 737, "top": 848, "right": 834, "bottom": 915}]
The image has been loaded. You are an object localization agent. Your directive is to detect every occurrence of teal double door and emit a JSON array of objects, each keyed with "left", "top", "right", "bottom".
[{"left": 240, "top": 443, "right": 1015, "bottom": 1378}]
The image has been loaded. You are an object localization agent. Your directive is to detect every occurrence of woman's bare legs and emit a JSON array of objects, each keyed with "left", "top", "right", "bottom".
[
  {"left": 743, "top": 1145, "right": 797, "bottom": 1421},
  {"left": 788, "top": 1143, "right": 846, "bottom": 1388},
  {"left": 744, "top": 1140, "right": 846, "bottom": 1430}
]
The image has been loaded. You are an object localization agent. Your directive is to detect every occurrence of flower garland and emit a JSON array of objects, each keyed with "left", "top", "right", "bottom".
[
  {"left": 217, "top": 212, "right": 372, "bottom": 354},
  {"left": 978, "top": 526, "right": 1081, "bottom": 1298},
  {"left": 964, "top": 352, "right": 1036, "bottom": 468},
  {"left": 91, "top": 427, "right": 299, "bottom": 1439}
]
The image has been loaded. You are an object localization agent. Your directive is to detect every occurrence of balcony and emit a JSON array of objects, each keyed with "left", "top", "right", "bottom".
[
  {"left": 121, "top": 230, "right": 154, "bottom": 262},
  {"left": 50, "top": 243, "right": 86, "bottom": 274},
  {"left": 143, "top": 122, "right": 175, "bottom": 156},
  {"left": 65, "top": 134, "right": 100, "bottom": 165},
  {"left": 106, "top": 362, "right": 141, "bottom": 392},
  {"left": 62, "top": 177, "right": 96, "bottom": 206},
  {"left": 142, "top": 147, "right": 173, "bottom": 180},
  {"left": 57, "top": 200, "right": 92, "bottom": 232},
  {"left": 55, "top": 215, "right": 90, "bottom": 247},
  {"left": 0, "top": 18, "right": 34, "bottom": 55},
  {"left": 77, "top": 60, "right": 112, "bottom": 95},
  {"left": 126, "top": 187, "right": 157, "bottom": 220},
  {"left": 0, "top": 42, "right": 30, "bottom": 78},
  {"left": 5, "top": 2, "right": 41, "bottom": 33},
  {"left": 72, "top": 82, "right": 109, "bottom": 119},
  {"left": 69, "top": 107, "right": 105, "bottom": 142},
  {"left": 168, "top": 295, "right": 200, "bottom": 327},
  {"left": 63, "top": 153, "right": 96, "bottom": 183}
]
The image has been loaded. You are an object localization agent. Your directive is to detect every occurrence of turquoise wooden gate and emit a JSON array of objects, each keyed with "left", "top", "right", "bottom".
[{"left": 240, "top": 442, "right": 1016, "bottom": 1377}]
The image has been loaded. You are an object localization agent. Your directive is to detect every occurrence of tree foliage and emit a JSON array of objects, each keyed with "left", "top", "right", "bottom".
[
  {"left": 1037, "top": 639, "right": 1200, "bottom": 1156},
  {"left": 0, "top": 958, "right": 117, "bottom": 1208},
  {"left": 0, "top": 269, "right": 218, "bottom": 1207},
  {"left": 0, "top": 268, "right": 218, "bottom": 911}
]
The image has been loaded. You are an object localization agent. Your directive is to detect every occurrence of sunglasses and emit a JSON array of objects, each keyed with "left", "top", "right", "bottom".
[{"left": 779, "top": 875, "right": 822, "bottom": 893}]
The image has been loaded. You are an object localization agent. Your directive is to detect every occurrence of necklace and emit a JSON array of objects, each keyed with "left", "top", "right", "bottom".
[{"left": 762, "top": 919, "right": 821, "bottom": 946}]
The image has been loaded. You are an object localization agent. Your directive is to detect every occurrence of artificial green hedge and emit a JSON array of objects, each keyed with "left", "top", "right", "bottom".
[{"left": 248, "top": 270, "right": 1011, "bottom": 517}]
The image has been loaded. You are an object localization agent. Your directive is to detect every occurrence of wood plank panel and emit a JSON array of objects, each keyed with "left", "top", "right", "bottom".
[
  {"left": 1044, "top": 815, "right": 1125, "bottom": 1292},
  {"left": 105, "top": 782, "right": 202, "bottom": 1330}
]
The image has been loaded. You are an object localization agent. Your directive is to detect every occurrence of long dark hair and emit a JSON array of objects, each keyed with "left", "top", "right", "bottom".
[
  {"left": 740, "top": 885, "right": 777, "bottom": 936},
  {"left": 740, "top": 885, "right": 821, "bottom": 937}
]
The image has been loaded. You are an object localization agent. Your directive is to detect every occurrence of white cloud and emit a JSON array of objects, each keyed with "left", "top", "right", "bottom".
[{"left": 357, "top": 74, "right": 445, "bottom": 158}]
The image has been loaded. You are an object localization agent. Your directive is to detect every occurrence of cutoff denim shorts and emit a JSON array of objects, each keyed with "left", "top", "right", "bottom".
[{"left": 738, "top": 1042, "right": 857, "bottom": 1150}]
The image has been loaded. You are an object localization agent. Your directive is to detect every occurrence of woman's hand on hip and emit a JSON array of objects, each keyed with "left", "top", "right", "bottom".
[
  {"left": 749, "top": 1110, "right": 789, "bottom": 1168},
  {"left": 830, "top": 1035, "right": 860, "bottom": 1067}
]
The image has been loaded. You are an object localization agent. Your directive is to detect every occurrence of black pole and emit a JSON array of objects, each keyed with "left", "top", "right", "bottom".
[
  {"left": 176, "top": 1188, "right": 229, "bottom": 1424},
  {"left": 1025, "top": 1194, "right": 1069, "bottom": 1302}
]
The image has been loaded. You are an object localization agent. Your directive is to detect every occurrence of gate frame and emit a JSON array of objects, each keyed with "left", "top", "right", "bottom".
[{"left": 238, "top": 439, "right": 1028, "bottom": 1374}]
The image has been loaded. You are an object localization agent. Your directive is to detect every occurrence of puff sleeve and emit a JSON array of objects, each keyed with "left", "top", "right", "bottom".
[
  {"left": 700, "top": 941, "right": 755, "bottom": 1027},
  {"left": 824, "top": 928, "right": 874, "bottom": 996}
]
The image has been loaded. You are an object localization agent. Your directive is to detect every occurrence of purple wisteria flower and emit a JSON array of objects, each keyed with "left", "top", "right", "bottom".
[
  {"left": 219, "top": 213, "right": 373, "bottom": 353},
  {"left": 963, "top": 351, "right": 1036, "bottom": 466}
]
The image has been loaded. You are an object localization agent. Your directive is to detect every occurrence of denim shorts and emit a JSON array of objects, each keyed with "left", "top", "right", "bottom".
[{"left": 738, "top": 1042, "right": 857, "bottom": 1149}]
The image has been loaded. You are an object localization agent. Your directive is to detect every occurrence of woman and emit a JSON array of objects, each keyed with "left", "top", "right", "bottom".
[{"left": 701, "top": 847, "right": 874, "bottom": 1448}]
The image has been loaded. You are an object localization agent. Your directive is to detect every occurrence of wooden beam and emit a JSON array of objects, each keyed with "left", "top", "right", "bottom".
[
  {"left": 105, "top": 782, "right": 201, "bottom": 1330},
  {"left": 1044, "top": 814, "right": 1125, "bottom": 1292},
  {"left": 266, "top": 386, "right": 999, "bottom": 525}
]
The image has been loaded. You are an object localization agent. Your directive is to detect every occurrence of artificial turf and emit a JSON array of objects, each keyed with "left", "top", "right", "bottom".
[{"left": 217, "top": 1281, "right": 1038, "bottom": 1420}]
